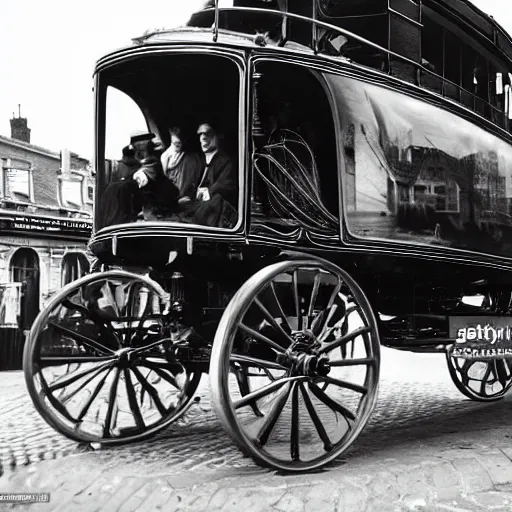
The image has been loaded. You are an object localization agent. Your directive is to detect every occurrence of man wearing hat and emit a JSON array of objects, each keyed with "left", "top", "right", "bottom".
[
  {"left": 111, "top": 145, "right": 140, "bottom": 182},
  {"left": 187, "top": 122, "right": 238, "bottom": 227},
  {"left": 96, "top": 132, "right": 179, "bottom": 228}
]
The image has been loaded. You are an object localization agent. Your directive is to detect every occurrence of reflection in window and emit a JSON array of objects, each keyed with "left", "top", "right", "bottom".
[{"left": 326, "top": 72, "right": 512, "bottom": 258}]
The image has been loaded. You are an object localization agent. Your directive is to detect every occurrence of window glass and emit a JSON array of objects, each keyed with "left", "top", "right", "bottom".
[
  {"left": 97, "top": 54, "right": 241, "bottom": 231},
  {"left": 4, "top": 160, "right": 31, "bottom": 202},
  {"left": 325, "top": 72, "right": 512, "bottom": 258},
  {"left": 250, "top": 61, "right": 339, "bottom": 237},
  {"left": 61, "top": 179, "right": 82, "bottom": 209}
]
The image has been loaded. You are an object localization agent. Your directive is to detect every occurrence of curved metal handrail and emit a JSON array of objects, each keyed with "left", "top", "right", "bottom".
[{"left": 184, "top": 6, "right": 509, "bottom": 132}]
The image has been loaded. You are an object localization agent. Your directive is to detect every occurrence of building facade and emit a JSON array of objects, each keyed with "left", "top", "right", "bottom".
[{"left": 0, "top": 114, "right": 93, "bottom": 369}]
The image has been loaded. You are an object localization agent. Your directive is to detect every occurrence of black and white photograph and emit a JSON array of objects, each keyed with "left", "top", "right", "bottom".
[{"left": 2, "top": 0, "right": 512, "bottom": 510}]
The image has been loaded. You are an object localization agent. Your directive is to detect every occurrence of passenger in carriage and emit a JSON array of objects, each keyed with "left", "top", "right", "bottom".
[
  {"left": 160, "top": 127, "right": 203, "bottom": 207},
  {"left": 111, "top": 144, "right": 139, "bottom": 182},
  {"left": 184, "top": 122, "right": 238, "bottom": 227},
  {"left": 96, "top": 133, "right": 180, "bottom": 229},
  {"left": 131, "top": 134, "right": 180, "bottom": 220}
]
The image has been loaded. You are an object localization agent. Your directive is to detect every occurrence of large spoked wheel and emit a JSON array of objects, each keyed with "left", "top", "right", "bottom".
[
  {"left": 210, "top": 259, "right": 380, "bottom": 472},
  {"left": 23, "top": 271, "right": 201, "bottom": 445},
  {"left": 446, "top": 348, "right": 512, "bottom": 402}
]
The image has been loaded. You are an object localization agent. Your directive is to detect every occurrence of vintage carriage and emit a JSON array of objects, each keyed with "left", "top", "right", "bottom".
[{"left": 22, "top": 0, "right": 512, "bottom": 472}]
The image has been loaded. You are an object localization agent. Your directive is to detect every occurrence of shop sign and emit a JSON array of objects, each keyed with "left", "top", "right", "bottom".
[{"left": 0, "top": 215, "right": 91, "bottom": 237}]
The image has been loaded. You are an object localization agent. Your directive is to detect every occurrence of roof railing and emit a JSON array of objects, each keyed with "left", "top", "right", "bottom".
[
  {"left": 135, "top": 6, "right": 511, "bottom": 134},
  {"left": 197, "top": 6, "right": 511, "bottom": 134}
]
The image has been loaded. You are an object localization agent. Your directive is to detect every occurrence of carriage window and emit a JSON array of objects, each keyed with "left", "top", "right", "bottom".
[
  {"left": 97, "top": 54, "right": 241, "bottom": 231},
  {"left": 250, "top": 61, "right": 339, "bottom": 237},
  {"left": 326, "top": 72, "right": 512, "bottom": 258}
]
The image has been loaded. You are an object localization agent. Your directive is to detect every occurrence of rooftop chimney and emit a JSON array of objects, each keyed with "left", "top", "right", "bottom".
[{"left": 10, "top": 105, "right": 31, "bottom": 144}]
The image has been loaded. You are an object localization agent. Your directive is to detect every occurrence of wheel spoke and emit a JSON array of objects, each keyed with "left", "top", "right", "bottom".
[
  {"left": 480, "top": 364, "right": 492, "bottom": 396},
  {"left": 47, "top": 360, "right": 115, "bottom": 392},
  {"left": 58, "top": 364, "right": 112, "bottom": 404},
  {"left": 319, "top": 326, "right": 372, "bottom": 355},
  {"left": 317, "top": 375, "right": 367, "bottom": 395},
  {"left": 131, "top": 366, "right": 168, "bottom": 416},
  {"left": 130, "top": 337, "right": 171, "bottom": 355},
  {"left": 76, "top": 367, "right": 113, "bottom": 422},
  {"left": 329, "top": 357, "right": 374, "bottom": 367},
  {"left": 230, "top": 353, "right": 286, "bottom": 371},
  {"left": 103, "top": 282, "right": 121, "bottom": 318},
  {"left": 233, "top": 364, "right": 264, "bottom": 417},
  {"left": 124, "top": 368, "right": 146, "bottom": 431},
  {"left": 256, "top": 382, "right": 293, "bottom": 446},
  {"left": 495, "top": 359, "right": 511, "bottom": 387},
  {"left": 40, "top": 356, "right": 115, "bottom": 365},
  {"left": 239, "top": 323, "right": 286, "bottom": 353},
  {"left": 292, "top": 269, "right": 302, "bottom": 331},
  {"left": 103, "top": 367, "right": 121, "bottom": 438},
  {"left": 299, "top": 383, "right": 333, "bottom": 451},
  {"left": 234, "top": 376, "right": 306, "bottom": 410},
  {"left": 138, "top": 362, "right": 180, "bottom": 390},
  {"left": 48, "top": 322, "right": 116, "bottom": 355},
  {"left": 254, "top": 298, "right": 294, "bottom": 346},
  {"left": 312, "top": 279, "right": 342, "bottom": 336},
  {"left": 460, "top": 359, "right": 473, "bottom": 387},
  {"left": 61, "top": 299, "right": 117, "bottom": 340},
  {"left": 308, "top": 381, "right": 356, "bottom": 421},
  {"left": 290, "top": 382, "right": 300, "bottom": 461},
  {"left": 307, "top": 273, "right": 322, "bottom": 319},
  {"left": 269, "top": 281, "right": 292, "bottom": 333},
  {"left": 38, "top": 373, "right": 76, "bottom": 423}
]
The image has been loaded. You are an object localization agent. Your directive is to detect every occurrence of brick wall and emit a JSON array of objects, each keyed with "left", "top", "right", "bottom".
[{"left": 0, "top": 135, "right": 94, "bottom": 215}]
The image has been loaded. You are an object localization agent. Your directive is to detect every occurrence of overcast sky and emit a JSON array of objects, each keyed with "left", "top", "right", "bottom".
[{"left": 0, "top": 0, "right": 511, "bottom": 160}]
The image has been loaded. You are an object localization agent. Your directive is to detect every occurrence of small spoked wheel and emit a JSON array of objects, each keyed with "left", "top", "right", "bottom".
[
  {"left": 446, "top": 347, "right": 512, "bottom": 401},
  {"left": 210, "top": 259, "right": 380, "bottom": 472},
  {"left": 23, "top": 271, "right": 201, "bottom": 445}
]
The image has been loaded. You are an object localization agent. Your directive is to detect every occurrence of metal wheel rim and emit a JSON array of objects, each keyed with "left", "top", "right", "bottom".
[
  {"left": 23, "top": 271, "right": 201, "bottom": 445},
  {"left": 210, "top": 259, "right": 380, "bottom": 472}
]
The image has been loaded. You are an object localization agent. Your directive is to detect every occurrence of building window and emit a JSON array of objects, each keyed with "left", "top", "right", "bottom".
[
  {"left": 61, "top": 252, "right": 90, "bottom": 286},
  {"left": 2, "top": 159, "right": 33, "bottom": 202},
  {"left": 87, "top": 185, "right": 94, "bottom": 203},
  {"left": 59, "top": 176, "right": 83, "bottom": 209},
  {"left": 406, "top": 180, "right": 459, "bottom": 212}
]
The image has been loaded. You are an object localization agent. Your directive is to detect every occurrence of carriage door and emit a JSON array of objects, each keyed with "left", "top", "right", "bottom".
[
  {"left": 249, "top": 60, "right": 340, "bottom": 238},
  {"left": 10, "top": 248, "right": 40, "bottom": 329}
]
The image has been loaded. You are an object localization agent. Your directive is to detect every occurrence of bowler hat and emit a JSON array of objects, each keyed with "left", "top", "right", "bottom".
[{"left": 130, "top": 131, "right": 156, "bottom": 144}]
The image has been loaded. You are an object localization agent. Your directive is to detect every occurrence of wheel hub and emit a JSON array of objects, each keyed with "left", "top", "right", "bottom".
[
  {"left": 115, "top": 347, "right": 135, "bottom": 368},
  {"left": 278, "top": 331, "right": 330, "bottom": 377}
]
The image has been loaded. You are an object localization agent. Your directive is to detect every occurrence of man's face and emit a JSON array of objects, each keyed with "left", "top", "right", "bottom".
[{"left": 197, "top": 124, "right": 218, "bottom": 153}]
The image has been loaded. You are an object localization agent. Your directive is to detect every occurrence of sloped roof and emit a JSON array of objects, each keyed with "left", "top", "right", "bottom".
[{"left": 0, "top": 133, "right": 62, "bottom": 159}]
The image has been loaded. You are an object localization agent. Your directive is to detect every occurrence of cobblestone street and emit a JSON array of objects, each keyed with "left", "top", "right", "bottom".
[{"left": 3, "top": 347, "right": 512, "bottom": 510}]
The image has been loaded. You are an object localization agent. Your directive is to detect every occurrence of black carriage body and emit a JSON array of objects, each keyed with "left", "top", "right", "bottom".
[
  {"left": 24, "top": 1, "right": 512, "bottom": 473},
  {"left": 89, "top": 1, "right": 512, "bottom": 352}
]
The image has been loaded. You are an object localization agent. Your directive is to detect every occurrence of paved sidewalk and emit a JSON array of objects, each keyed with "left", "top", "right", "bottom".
[
  {"left": 4, "top": 350, "right": 512, "bottom": 510},
  {"left": 3, "top": 426, "right": 512, "bottom": 511}
]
